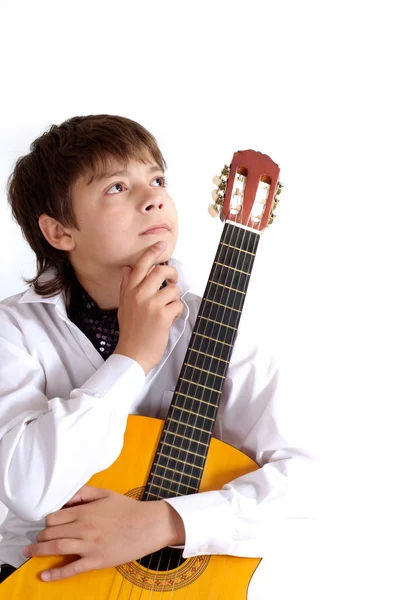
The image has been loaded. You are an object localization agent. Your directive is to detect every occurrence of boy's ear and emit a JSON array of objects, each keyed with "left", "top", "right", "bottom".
[{"left": 38, "top": 214, "right": 76, "bottom": 251}]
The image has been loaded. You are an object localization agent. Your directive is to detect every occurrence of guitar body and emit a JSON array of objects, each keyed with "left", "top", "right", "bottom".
[{"left": 0, "top": 415, "right": 261, "bottom": 599}]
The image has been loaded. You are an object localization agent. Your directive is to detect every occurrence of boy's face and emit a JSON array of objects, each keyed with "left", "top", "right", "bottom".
[{"left": 67, "top": 157, "right": 178, "bottom": 274}]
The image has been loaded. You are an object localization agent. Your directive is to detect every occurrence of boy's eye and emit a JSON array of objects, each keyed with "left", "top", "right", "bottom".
[
  {"left": 152, "top": 176, "right": 166, "bottom": 187},
  {"left": 107, "top": 183, "right": 126, "bottom": 194}
]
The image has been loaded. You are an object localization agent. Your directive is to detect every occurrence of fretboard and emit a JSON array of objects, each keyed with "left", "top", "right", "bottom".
[{"left": 143, "top": 222, "right": 260, "bottom": 501}]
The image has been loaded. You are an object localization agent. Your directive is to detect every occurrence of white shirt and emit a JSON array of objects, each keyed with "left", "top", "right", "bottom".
[{"left": 0, "top": 258, "right": 313, "bottom": 568}]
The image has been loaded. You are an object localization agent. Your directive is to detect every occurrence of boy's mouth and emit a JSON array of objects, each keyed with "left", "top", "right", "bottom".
[{"left": 140, "top": 223, "right": 171, "bottom": 235}]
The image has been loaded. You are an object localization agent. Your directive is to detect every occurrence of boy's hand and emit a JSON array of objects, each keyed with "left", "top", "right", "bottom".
[
  {"left": 22, "top": 486, "right": 185, "bottom": 582},
  {"left": 114, "top": 241, "right": 184, "bottom": 374}
]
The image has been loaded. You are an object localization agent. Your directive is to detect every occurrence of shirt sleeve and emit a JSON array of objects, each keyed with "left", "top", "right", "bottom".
[
  {"left": 0, "top": 311, "right": 145, "bottom": 522},
  {"left": 164, "top": 330, "right": 316, "bottom": 558}
]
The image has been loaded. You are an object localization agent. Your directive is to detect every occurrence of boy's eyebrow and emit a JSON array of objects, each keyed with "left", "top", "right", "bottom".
[{"left": 94, "top": 164, "right": 163, "bottom": 183}]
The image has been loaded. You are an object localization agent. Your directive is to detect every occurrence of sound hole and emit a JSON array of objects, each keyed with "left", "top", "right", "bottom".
[{"left": 139, "top": 547, "right": 186, "bottom": 571}]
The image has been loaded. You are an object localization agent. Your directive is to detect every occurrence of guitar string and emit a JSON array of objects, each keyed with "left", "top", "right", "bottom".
[
  {"left": 152, "top": 222, "right": 237, "bottom": 599},
  {"left": 163, "top": 210, "right": 260, "bottom": 599},
  {"left": 188, "top": 213, "right": 260, "bottom": 596},
  {"left": 160, "top": 222, "right": 243, "bottom": 599},
  {"left": 115, "top": 566, "right": 125, "bottom": 600}
]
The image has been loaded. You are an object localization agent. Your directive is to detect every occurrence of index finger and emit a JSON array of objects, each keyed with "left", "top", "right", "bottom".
[{"left": 127, "top": 241, "right": 167, "bottom": 288}]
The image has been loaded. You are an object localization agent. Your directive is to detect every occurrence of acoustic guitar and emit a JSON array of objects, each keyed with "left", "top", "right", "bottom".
[{"left": 0, "top": 149, "right": 282, "bottom": 598}]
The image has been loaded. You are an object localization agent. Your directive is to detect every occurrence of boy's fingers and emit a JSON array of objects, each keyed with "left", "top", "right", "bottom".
[
  {"left": 124, "top": 242, "right": 167, "bottom": 289},
  {"left": 40, "top": 557, "right": 97, "bottom": 582}
]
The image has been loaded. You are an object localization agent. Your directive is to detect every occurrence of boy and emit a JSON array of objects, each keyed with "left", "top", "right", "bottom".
[{"left": 0, "top": 115, "right": 310, "bottom": 583}]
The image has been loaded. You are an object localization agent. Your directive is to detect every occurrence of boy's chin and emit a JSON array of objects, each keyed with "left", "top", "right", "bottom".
[
  {"left": 159, "top": 247, "right": 172, "bottom": 258},
  {"left": 156, "top": 246, "right": 174, "bottom": 263}
]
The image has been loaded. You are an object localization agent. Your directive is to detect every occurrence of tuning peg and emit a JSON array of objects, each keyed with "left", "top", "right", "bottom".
[
  {"left": 208, "top": 204, "right": 220, "bottom": 218},
  {"left": 209, "top": 164, "right": 230, "bottom": 218},
  {"left": 212, "top": 189, "right": 225, "bottom": 203},
  {"left": 270, "top": 181, "right": 283, "bottom": 218},
  {"left": 220, "top": 165, "right": 230, "bottom": 180},
  {"left": 275, "top": 181, "right": 284, "bottom": 196}
]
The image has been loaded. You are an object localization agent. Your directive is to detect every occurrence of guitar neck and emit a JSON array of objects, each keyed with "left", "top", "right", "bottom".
[{"left": 143, "top": 221, "right": 261, "bottom": 501}]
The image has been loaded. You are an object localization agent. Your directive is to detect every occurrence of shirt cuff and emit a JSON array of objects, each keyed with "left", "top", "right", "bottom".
[
  {"left": 164, "top": 490, "right": 234, "bottom": 557},
  {"left": 69, "top": 353, "right": 146, "bottom": 412}
]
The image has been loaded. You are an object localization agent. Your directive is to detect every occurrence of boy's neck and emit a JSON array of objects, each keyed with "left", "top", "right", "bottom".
[{"left": 69, "top": 267, "right": 121, "bottom": 311}]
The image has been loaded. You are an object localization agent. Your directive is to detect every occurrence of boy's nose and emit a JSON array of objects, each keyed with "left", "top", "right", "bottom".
[{"left": 139, "top": 189, "right": 164, "bottom": 212}]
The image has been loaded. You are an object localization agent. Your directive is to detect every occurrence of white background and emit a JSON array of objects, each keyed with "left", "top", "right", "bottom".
[{"left": 0, "top": 1, "right": 399, "bottom": 598}]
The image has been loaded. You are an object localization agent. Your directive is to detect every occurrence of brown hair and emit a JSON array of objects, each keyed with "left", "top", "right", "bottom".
[{"left": 7, "top": 114, "right": 167, "bottom": 297}]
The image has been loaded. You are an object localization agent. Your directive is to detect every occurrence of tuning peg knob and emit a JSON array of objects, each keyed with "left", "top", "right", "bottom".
[
  {"left": 212, "top": 175, "right": 222, "bottom": 186},
  {"left": 208, "top": 204, "right": 220, "bottom": 218}
]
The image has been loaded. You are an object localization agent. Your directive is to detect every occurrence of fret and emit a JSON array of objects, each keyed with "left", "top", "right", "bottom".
[
  {"left": 159, "top": 441, "right": 207, "bottom": 461},
  {"left": 193, "top": 332, "right": 233, "bottom": 348},
  {"left": 204, "top": 298, "right": 241, "bottom": 313},
  {"left": 149, "top": 474, "right": 198, "bottom": 492},
  {"left": 165, "top": 419, "right": 212, "bottom": 446},
  {"left": 198, "top": 301, "right": 241, "bottom": 330},
  {"left": 210, "top": 263, "right": 251, "bottom": 295},
  {"left": 151, "top": 463, "right": 202, "bottom": 482},
  {"left": 218, "top": 243, "right": 257, "bottom": 267},
  {"left": 175, "top": 391, "right": 219, "bottom": 408},
  {"left": 144, "top": 491, "right": 164, "bottom": 500},
  {"left": 186, "top": 349, "right": 228, "bottom": 377},
  {"left": 198, "top": 315, "right": 237, "bottom": 331},
  {"left": 171, "top": 405, "right": 216, "bottom": 424},
  {"left": 209, "top": 280, "right": 245, "bottom": 294},
  {"left": 188, "top": 336, "right": 232, "bottom": 364},
  {"left": 220, "top": 241, "right": 256, "bottom": 256},
  {"left": 194, "top": 319, "right": 237, "bottom": 346},
  {"left": 157, "top": 451, "right": 204, "bottom": 470},
  {"left": 221, "top": 225, "right": 258, "bottom": 252},
  {"left": 214, "top": 261, "right": 250, "bottom": 276},
  {"left": 178, "top": 367, "right": 223, "bottom": 399},
  {"left": 177, "top": 367, "right": 225, "bottom": 398},
  {"left": 180, "top": 377, "right": 222, "bottom": 393},
  {"left": 148, "top": 482, "right": 192, "bottom": 496},
  {"left": 183, "top": 362, "right": 225, "bottom": 381},
  {"left": 203, "top": 284, "right": 244, "bottom": 311},
  {"left": 168, "top": 417, "right": 211, "bottom": 435},
  {"left": 187, "top": 347, "right": 229, "bottom": 364},
  {"left": 163, "top": 430, "right": 209, "bottom": 447}
]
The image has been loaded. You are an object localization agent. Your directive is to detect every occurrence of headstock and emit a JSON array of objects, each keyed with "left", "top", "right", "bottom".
[{"left": 209, "top": 150, "right": 283, "bottom": 232}]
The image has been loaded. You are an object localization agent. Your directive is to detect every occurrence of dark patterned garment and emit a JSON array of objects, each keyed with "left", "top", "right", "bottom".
[
  {"left": 0, "top": 564, "right": 16, "bottom": 583},
  {"left": 66, "top": 273, "right": 120, "bottom": 360}
]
